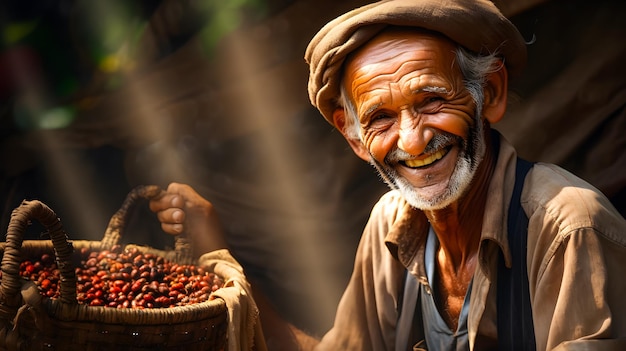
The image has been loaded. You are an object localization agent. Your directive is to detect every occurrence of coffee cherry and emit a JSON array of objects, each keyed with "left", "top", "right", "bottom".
[{"left": 11, "top": 247, "right": 225, "bottom": 308}]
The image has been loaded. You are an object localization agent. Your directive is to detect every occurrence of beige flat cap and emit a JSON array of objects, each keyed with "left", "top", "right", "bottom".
[{"left": 305, "top": 0, "right": 528, "bottom": 125}]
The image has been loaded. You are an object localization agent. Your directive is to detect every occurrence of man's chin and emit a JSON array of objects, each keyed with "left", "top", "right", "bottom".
[
  {"left": 397, "top": 183, "right": 459, "bottom": 211},
  {"left": 397, "top": 155, "right": 478, "bottom": 211}
]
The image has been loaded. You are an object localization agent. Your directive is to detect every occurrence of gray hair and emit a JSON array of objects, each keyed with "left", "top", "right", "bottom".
[{"left": 338, "top": 47, "right": 502, "bottom": 140}]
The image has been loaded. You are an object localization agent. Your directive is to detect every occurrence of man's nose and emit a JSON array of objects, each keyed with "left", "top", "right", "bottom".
[{"left": 397, "top": 110, "right": 430, "bottom": 155}]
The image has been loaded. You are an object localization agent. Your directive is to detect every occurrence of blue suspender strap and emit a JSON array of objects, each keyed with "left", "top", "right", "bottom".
[{"left": 497, "top": 157, "right": 536, "bottom": 350}]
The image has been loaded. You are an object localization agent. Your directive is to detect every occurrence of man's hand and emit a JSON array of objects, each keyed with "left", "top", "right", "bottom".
[{"left": 149, "top": 182, "right": 228, "bottom": 257}]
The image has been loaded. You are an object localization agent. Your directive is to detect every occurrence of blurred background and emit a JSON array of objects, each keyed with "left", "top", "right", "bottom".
[{"left": 0, "top": 0, "right": 624, "bottom": 338}]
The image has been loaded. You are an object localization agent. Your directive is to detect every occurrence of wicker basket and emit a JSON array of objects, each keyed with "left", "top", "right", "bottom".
[{"left": 0, "top": 185, "right": 228, "bottom": 351}]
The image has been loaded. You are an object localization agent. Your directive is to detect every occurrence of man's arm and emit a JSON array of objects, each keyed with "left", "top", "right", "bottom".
[{"left": 150, "top": 182, "right": 320, "bottom": 350}]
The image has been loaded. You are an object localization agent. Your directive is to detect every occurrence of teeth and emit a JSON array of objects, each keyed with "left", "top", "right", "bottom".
[{"left": 405, "top": 149, "right": 446, "bottom": 168}]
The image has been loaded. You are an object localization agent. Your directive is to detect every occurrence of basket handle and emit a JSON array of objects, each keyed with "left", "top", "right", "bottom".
[
  {"left": 100, "top": 185, "right": 193, "bottom": 262},
  {"left": 0, "top": 200, "right": 77, "bottom": 323}
]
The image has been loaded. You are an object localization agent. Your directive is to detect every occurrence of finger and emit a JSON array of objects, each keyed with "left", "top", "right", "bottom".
[
  {"left": 155, "top": 208, "right": 186, "bottom": 225},
  {"left": 149, "top": 193, "right": 184, "bottom": 212},
  {"left": 166, "top": 182, "right": 189, "bottom": 196},
  {"left": 160, "top": 222, "right": 184, "bottom": 235},
  {"left": 167, "top": 183, "right": 202, "bottom": 204},
  {"left": 149, "top": 194, "right": 174, "bottom": 212}
]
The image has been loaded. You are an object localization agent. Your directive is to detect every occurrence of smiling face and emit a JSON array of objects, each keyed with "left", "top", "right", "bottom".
[{"left": 339, "top": 29, "right": 489, "bottom": 210}]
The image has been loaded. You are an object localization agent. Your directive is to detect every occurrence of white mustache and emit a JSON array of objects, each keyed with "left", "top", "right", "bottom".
[{"left": 385, "top": 133, "right": 460, "bottom": 163}]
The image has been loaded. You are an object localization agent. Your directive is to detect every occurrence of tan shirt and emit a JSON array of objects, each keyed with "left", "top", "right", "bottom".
[{"left": 315, "top": 133, "right": 626, "bottom": 351}]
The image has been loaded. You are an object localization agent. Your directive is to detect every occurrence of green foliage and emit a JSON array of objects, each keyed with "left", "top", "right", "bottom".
[{"left": 196, "top": 0, "right": 268, "bottom": 58}]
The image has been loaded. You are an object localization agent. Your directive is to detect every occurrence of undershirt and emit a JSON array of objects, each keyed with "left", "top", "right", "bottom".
[{"left": 420, "top": 227, "right": 471, "bottom": 350}]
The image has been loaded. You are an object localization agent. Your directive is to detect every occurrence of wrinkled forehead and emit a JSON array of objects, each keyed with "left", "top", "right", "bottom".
[
  {"left": 341, "top": 28, "right": 460, "bottom": 93},
  {"left": 345, "top": 28, "right": 458, "bottom": 71}
]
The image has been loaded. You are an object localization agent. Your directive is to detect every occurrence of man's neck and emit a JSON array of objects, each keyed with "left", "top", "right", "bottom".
[{"left": 423, "top": 129, "right": 497, "bottom": 269}]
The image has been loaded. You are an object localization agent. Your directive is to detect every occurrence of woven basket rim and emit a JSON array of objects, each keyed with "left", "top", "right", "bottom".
[{"left": 44, "top": 295, "right": 227, "bottom": 325}]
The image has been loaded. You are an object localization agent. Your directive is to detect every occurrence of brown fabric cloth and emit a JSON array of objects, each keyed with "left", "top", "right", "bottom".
[
  {"left": 199, "top": 249, "right": 268, "bottom": 351},
  {"left": 305, "top": 0, "right": 528, "bottom": 125}
]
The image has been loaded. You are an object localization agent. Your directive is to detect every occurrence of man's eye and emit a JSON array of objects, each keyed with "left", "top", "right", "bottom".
[
  {"left": 422, "top": 96, "right": 444, "bottom": 112},
  {"left": 427, "top": 96, "right": 443, "bottom": 103},
  {"left": 371, "top": 113, "right": 392, "bottom": 122}
]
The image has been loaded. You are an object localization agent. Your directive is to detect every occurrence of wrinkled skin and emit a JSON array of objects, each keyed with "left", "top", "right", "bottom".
[{"left": 334, "top": 29, "right": 508, "bottom": 330}]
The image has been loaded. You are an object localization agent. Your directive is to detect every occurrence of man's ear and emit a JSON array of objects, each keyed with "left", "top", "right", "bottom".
[
  {"left": 332, "top": 108, "right": 371, "bottom": 162},
  {"left": 481, "top": 61, "right": 508, "bottom": 124}
]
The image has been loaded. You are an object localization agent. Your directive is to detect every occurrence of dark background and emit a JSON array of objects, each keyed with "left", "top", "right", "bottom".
[{"left": 0, "top": 0, "right": 624, "bottom": 337}]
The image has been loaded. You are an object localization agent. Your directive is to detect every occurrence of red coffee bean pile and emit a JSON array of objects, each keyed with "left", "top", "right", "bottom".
[{"left": 11, "top": 246, "right": 225, "bottom": 308}]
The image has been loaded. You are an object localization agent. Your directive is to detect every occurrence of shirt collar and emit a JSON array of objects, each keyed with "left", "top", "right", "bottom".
[{"left": 384, "top": 202, "right": 429, "bottom": 268}]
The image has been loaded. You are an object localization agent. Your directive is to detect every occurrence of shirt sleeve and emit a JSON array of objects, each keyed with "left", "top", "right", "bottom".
[{"left": 525, "top": 164, "right": 626, "bottom": 351}]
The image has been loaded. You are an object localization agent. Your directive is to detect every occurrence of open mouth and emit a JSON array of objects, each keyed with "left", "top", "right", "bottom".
[{"left": 402, "top": 147, "right": 450, "bottom": 168}]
